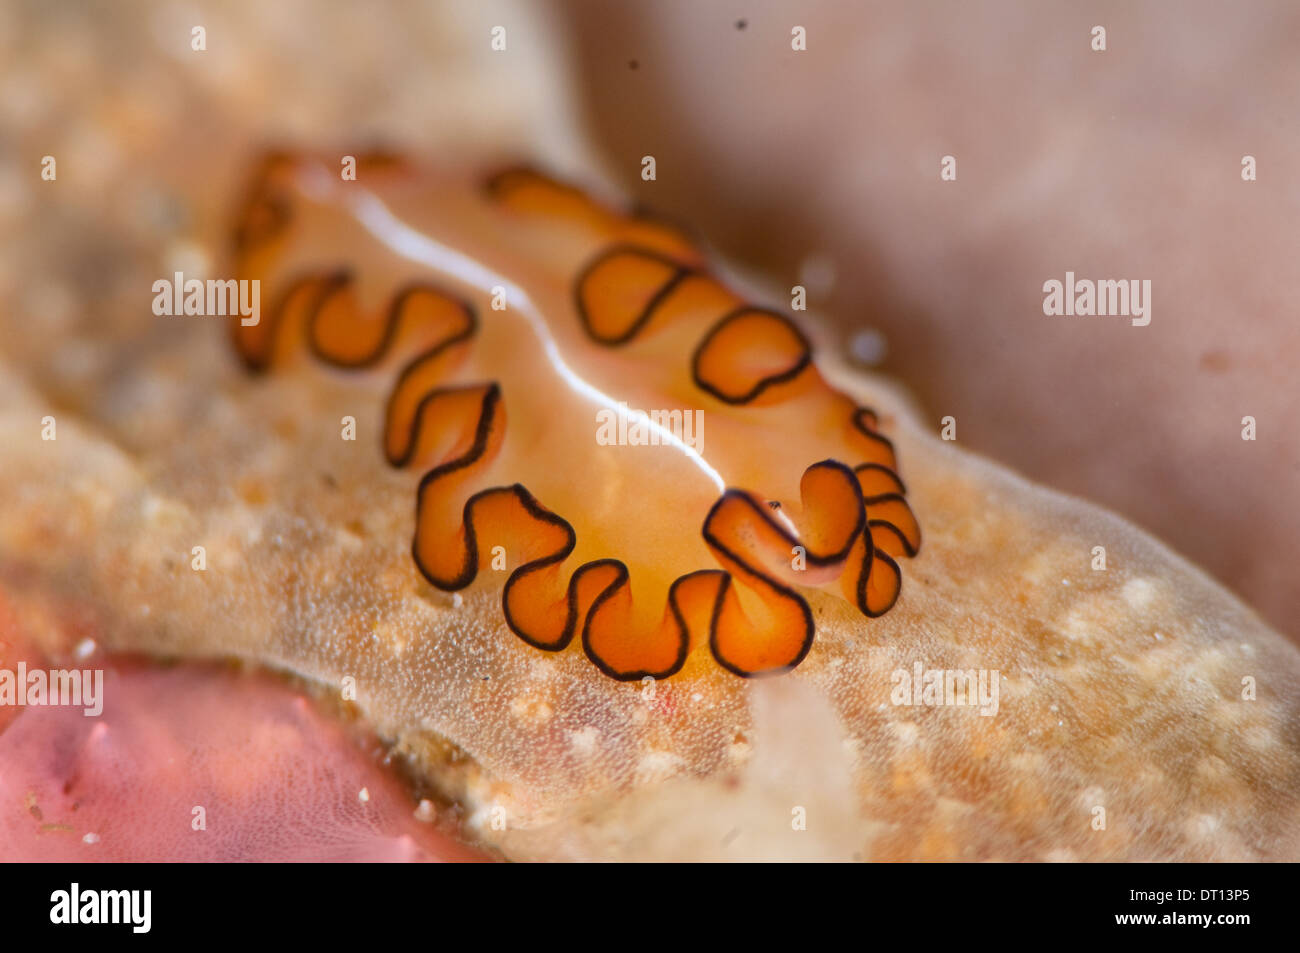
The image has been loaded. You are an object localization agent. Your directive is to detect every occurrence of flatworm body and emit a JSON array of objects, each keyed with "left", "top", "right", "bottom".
[{"left": 230, "top": 155, "right": 920, "bottom": 680}]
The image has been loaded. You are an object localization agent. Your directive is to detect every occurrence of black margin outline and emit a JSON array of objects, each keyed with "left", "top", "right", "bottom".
[
  {"left": 573, "top": 243, "right": 693, "bottom": 346},
  {"left": 691, "top": 306, "right": 814, "bottom": 405}
]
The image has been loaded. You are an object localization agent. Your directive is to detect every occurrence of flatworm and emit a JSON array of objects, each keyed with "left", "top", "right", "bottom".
[{"left": 229, "top": 155, "right": 920, "bottom": 680}]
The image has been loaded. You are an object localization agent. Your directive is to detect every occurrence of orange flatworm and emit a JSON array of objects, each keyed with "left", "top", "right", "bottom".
[{"left": 229, "top": 155, "right": 920, "bottom": 680}]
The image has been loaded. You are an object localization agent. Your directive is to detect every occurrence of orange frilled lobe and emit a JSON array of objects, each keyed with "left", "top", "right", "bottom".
[{"left": 228, "top": 155, "right": 919, "bottom": 679}]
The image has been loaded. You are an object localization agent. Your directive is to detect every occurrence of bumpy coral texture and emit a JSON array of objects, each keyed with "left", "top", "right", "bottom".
[{"left": 1, "top": 159, "right": 1298, "bottom": 861}]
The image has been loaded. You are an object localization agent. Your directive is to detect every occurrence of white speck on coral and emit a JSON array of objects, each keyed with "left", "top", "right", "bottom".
[
  {"left": 1078, "top": 786, "right": 1106, "bottom": 810},
  {"left": 358, "top": 787, "right": 370, "bottom": 803},
  {"left": 568, "top": 725, "right": 599, "bottom": 756},
  {"left": 1043, "top": 848, "right": 1077, "bottom": 862},
  {"left": 83, "top": 832, "right": 99, "bottom": 844},
  {"left": 74, "top": 637, "right": 96, "bottom": 659},
  {"left": 891, "top": 721, "right": 920, "bottom": 747},
  {"left": 1121, "top": 577, "right": 1157, "bottom": 609},
  {"left": 727, "top": 740, "right": 751, "bottom": 763},
  {"left": 510, "top": 694, "right": 552, "bottom": 723},
  {"left": 635, "top": 750, "right": 685, "bottom": 785}
]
